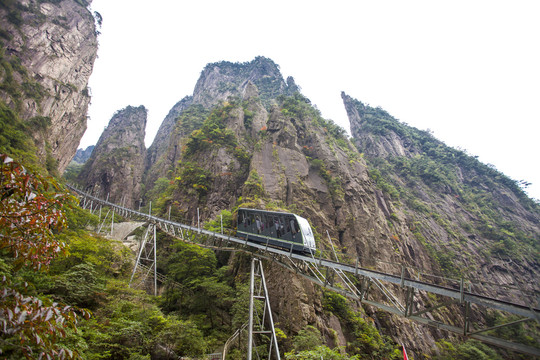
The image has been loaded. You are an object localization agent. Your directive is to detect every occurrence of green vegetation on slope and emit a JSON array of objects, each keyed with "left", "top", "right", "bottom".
[
  {"left": 0, "top": 100, "right": 39, "bottom": 167},
  {"left": 184, "top": 101, "right": 238, "bottom": 156},
  {"left": 0, "top": 44, "right": 60, "bottom": 174},
  {"left": 348, "top": 97, "right": 539, "bottom": 275},
  {"left": 147, "top": 99, "right": 252, "bottom": 216},
  {"left": 0, "top": 154, "right": 253, "bottom": 359}
]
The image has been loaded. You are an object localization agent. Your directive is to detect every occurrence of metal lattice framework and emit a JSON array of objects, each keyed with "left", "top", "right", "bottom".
[
  {"left": 129, "top": 223, "right": 157, "bottom": 295},
  {"left": 69, "top": 185, "right": 540, "bottom": 357},
  {"left": 247, "top": 258, "right": 280, "bottom": 360}
]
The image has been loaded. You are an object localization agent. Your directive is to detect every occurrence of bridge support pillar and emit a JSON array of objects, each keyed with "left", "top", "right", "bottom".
[{"left": 248, "top": 258, "right": 280, "bottom": 360}]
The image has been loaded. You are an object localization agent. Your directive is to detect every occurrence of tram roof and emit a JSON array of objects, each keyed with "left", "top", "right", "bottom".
[{"left": 239, "top": 207, "right": 301, "bottom": 217}]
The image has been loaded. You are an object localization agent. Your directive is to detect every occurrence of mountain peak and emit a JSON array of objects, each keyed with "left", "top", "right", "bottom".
[
  {"left": 77, "top": 105, "right": 147, "bottom": 208},
  {"left": 192, "top": 56, "right": 296, "bottom": 108}
]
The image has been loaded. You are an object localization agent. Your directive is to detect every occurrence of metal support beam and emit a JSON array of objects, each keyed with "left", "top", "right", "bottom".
[
  {"left": 248, "top": 258, "right": 281, "bottom": 360},
  {"left": 129, "top": 223, "right": 158, "bottom": 296},
  {"left": 66, "top": 185, "right": 540, "bottom": 357}
]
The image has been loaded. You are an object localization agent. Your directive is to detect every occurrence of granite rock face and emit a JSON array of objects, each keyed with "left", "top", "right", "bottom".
[
  {"left": 144, "top": 57, "right": 299, "bottom": 192},
  {"left": 0, "top": 0, "right": 98, "bottom": 173},
  {"left": 145, "top": 96, "right": 193, "bottom": 168},
  {"left": 343, "top": 91, "right": 540, "bottom": 306},
  {"left": 78, "top": 106, "right": 147, "bottom": 208},
  {"left": 78, "top": 56, "right": 538, "bottom": 357},
  {"left": 143, "top": 96, "right": 194, "bottom": 189}
]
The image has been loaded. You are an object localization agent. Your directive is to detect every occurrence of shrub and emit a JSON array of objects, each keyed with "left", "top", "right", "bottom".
[{"left": 292, "top": 325, "right": 322, "bottom": 352}]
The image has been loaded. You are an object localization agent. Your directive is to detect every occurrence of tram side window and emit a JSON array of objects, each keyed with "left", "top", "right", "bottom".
[
  {"left": 255, "top": 214, "right": 263, "bottom": 234},
  {"left": 239, "top": 211, "right": 246, "bottom": 228},
  {"left": 243, "top": 211, "right": 250, "bottom": 226},
  {"left": 279, "top": 216, "right": 286, "bottom": 238},
  {"left": 265, "top": 215, "right": 272, "bottom": 235},
  {"left": 260, "top": 213, "right": 268, "bottom": 235},
  {"left": 272, "top": 216, "right": 281, "bottom": 238},
  {"left": 270, "top": 216, "right": 276, "bottom": 236},
  {"left": 249, "top": 213, "right": 255, "bottom": 232},
  {"left": 289, "top": 216, "right": 298, "bottom": 234},
  {"left": 292, "top": 217, "right": 301, "bottom": 242}
]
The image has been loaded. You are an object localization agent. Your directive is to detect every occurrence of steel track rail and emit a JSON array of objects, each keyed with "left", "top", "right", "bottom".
[
  {"left": 69, "top": 185, "right": 540, "bottom": 356},
  {"left": 68, "top": 185, "right": 539, "bottom": 319}
]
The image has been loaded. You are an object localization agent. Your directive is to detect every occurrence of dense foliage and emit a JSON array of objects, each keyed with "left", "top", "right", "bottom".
[
  {"left": 0, "top": 101, "right": 40, "bottom": 169},
  {"left": 184, "top": 101, "right": 239, "bottom": 156},
  {"left": 173, "top": 103, "right": 209, "bottom": 138},
  {"left": 433, "top": 339, "right": 503, "bottom": 360},
  {"left": 0, "top": 154, "right": 89, "bottom": 359},
  {"left": 321, "top": 291, "right": 401, "bottom": 359}
]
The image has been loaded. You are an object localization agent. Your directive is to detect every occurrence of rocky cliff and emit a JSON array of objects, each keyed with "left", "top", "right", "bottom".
[
  {"left": 77, "top": 105, "right": 147, "bottom": 208},
  {"left": 192, "top": 56, "right": 299, "bottom": 109},
  {"left": 79, "top": 57, "right": 538, "bottom": 358},
  {"left": 145, "top": 96, "right": 193, "bottom": 170},
  {"left": 138, "top": 58, "right": 444, "bottom": 353},
  {"left": 0, "top": 0, "right": 98, "bottom": 173},
  {"left": 144, "top": 57, "right": 299, "bottom": 191},
  {"left": 342, "top": 92, "right": 539, "bottom": 296}
]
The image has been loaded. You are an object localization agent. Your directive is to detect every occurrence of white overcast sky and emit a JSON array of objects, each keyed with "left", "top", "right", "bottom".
[{"left": 83, "top": 0, "right": 540, "bottom": 201}]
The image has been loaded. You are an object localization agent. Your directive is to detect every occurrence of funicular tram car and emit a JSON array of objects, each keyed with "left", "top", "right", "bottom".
[{"left": 236, "top": 208, "right": 316, "bottom": 254}]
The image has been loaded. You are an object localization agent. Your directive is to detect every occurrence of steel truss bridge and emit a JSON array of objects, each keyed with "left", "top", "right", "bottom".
[{"left": 68, "top": 185, "right": 540, "bottom": 357}]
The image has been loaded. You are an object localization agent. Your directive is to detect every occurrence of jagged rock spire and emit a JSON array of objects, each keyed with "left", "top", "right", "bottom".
[{"left": 78, "top": 105, "right": 147, "bottom": 208}]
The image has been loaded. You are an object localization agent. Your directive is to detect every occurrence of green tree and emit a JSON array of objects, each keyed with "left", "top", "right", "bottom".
[
  {"left": 292, "top": 325, "right": 322, "bottom": 352},
  {"left": 50, "top": 263, "right": 103, "bottom": 308},
  {"left": 0, "top": 154, "right": 89, "bottom": 359},
  {"left": 156, "top": 317, "right": 207, "bottom": 358},
  {"left": 204, "top": 209, "right": 233, "bottom": 233},
  {"left": 434, "top": 339, "right": 503, "bottom": 360},
  {"left": 166, "top": 240, "right": 217, "bottom": 284},
  {"left": 286, "top": 345, "right": 357, "bottom": 360}
]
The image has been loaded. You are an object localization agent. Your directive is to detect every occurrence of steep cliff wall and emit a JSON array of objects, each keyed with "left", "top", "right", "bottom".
[
  {"left": 145, "top": 96, "right": 193, "bottom": 168},
  {"left": 343, "top": 92, "right": 540, "bottom": 301},
  {"left": 143, "top": 96, "right": 194, "bottom": 188},
  {"left": 77, "top": 105, "right": 147, "bottom": 208},
  {"left": 145, "top": 74, "right": 445, "bottom": 353},
  {"left": 0, "top": 0, "right": 98, "bottom": 173},
  {"left": 88, "top": 57, "right": 538, "bottom": 357},
  {"left": 144, "top": 57, "right": 299, "bottom": 192}
]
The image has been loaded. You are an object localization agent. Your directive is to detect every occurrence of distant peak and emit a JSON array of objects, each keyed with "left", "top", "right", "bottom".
[{"left": 193, "top": 56, "right": 295, "bottom": 108}]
